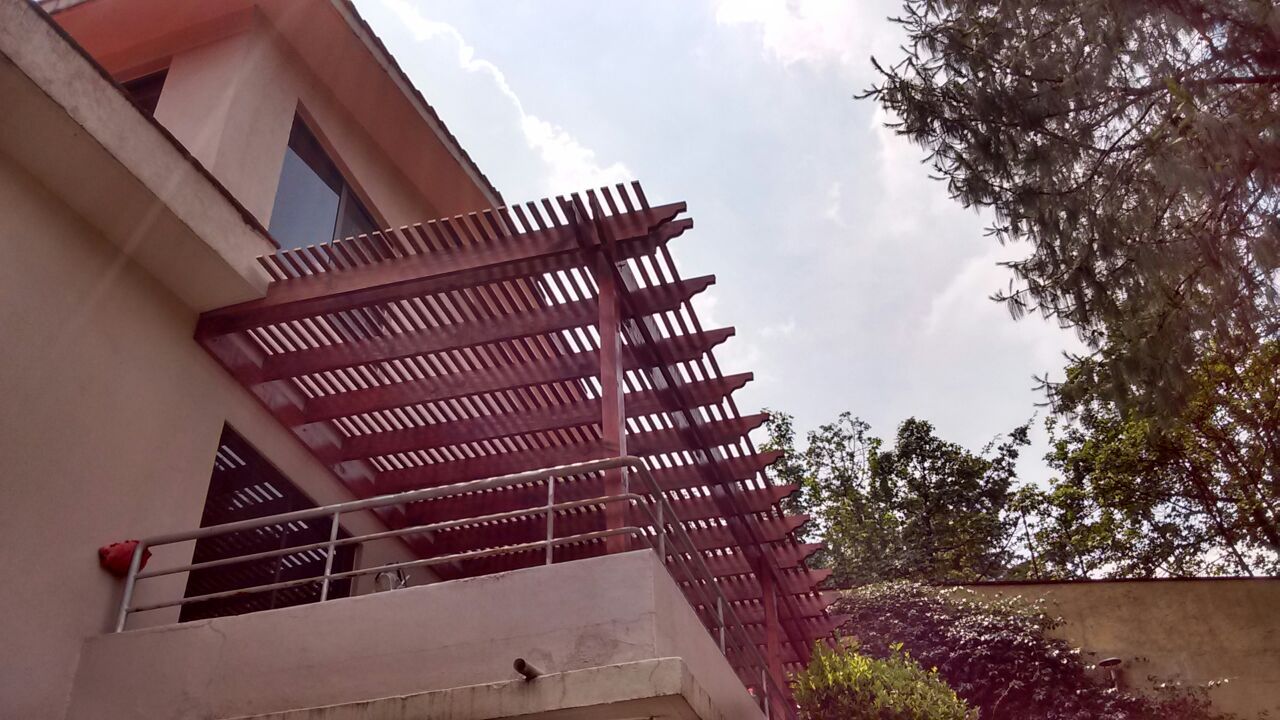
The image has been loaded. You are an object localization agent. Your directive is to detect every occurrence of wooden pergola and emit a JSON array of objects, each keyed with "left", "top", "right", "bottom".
[{"left": 196, "top": 182, "right": 843, "bottom": 682}]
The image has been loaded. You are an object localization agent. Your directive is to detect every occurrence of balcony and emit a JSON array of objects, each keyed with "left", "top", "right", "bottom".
[
  {"left": 73, "top": 459, "right": 787, "bottom": 719},
  {"left": 72, "top": 552, "right": 758, "bottom": 719}
]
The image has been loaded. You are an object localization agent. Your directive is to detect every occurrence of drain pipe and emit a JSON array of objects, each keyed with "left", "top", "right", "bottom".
[{"left": 513, "top": 658, "right": 543, "bottom": 681}]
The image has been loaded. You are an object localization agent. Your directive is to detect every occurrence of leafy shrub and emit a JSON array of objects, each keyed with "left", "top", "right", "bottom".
[
  {"left": 792, "top": 641, "right": 975, "bottom": 720},
  {"left": 834, "top": 582, "right": 1236, "bottom": 720}
]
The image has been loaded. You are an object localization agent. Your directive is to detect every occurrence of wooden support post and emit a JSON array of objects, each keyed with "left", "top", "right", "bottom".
[
  {"left": 760, "top": 563, "right": 786, "bottom": 713},
  {"left": 597, "top": 255, "right": 628, "bottom": 553}
]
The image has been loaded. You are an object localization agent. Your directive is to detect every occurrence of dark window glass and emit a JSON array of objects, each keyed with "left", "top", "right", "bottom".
[
  {"left": 121, "top": 69, "right": 168, "bottom": 117},
  {"left": 268, "top": 116, "right": 377, "bottom": 249},
  {"left": 179, "top": 426, "right": 355, "bottom": 622}
]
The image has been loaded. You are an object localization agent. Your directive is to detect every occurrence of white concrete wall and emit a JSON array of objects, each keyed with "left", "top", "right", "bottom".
[
  {"left": 154, "top": 14, "right": 441, "bottom": 230},
  {"left": 0, "top": 143, "right": 413, "bottom": 720},
  {"left": 64, "top": 551, "right": 762, "bottom": 720}
]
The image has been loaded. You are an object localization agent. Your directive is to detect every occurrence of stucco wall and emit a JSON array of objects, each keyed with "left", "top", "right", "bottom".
[
  {"left": 967, "top": 579, "right": 1280, "bottom": 718},
  {"left": 63, "top": 551, "right": 763, "bottom": 720},
  {"left": 0, "top": 148, "right": 413, "bottom": 719},
  {"left": 155, "top": 13, "right": 443, "bottom": 229},
  {"left": 48, "top": 0, "right": 498, "bottom": 230}
]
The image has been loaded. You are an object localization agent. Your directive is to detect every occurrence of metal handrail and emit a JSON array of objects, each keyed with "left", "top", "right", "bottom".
[{"left": 113, "top": 456, "right": 796, "bottom": 718}]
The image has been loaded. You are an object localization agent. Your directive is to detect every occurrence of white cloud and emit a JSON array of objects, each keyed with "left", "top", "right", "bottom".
[
  {"left": 760, "top": 319, "right": 797, "bottom": 339},
  {"left": 712, "top": 0, "right": 900, "bottom": 80},
  {"left": 823, "top": 181, "right": 849, "bottom": 227},
  {"left": 379, "top": 0, "right": 631, "bottom": 195}
]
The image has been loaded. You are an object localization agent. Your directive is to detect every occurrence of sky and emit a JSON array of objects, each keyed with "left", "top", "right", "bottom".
[{"left": 353, "top": 0, "right": 1081, "bottom": 483}]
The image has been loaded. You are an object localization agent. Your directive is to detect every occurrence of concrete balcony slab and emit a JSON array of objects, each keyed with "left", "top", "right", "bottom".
[
  {"left": 228, "top": 657, "right": 726, "bottom": 720},
  {"left": 65, "top": 550, "right": 763, "bottom": 720}
]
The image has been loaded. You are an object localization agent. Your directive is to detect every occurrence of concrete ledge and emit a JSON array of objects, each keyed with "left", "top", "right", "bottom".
[
  {"left": 0, "top": 0, "right": 272, "bottom": 311},
  {"left": 228, "top": 657, "right": 726, "bottom": 720},
  {"left": 66, "top": 551, "right": 763, "bottom": 720}
]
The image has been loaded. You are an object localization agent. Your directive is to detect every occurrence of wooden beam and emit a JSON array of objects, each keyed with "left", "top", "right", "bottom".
[
  {"left": 332, "top": 373, "right": 752, "bottom": 461},
  {"left": 256, "top": 276, "right": 713, "bottom": 382},
  {"left": 574, "top": 189, "right": 820, "bottom": 665},
  {"left": 596, "top": 252, "right": 628, "bottom": 554},
  {"left": 299, "top": 328, "right": 736, "bottom": 423},
  {"left": 759, "top": 563, "right": 786, "bottom": 710},
  {"left": 627, "top": 413, "right": 767, "bottom": 456},
  {"left": 196, "top": 204, "right": 690, "bottom": 336},
  {"left": 417, "top": 502, "right": 810, "bottom": 557},
  {"left": 407, "top": 481, "right": 795, "bottom": 529},
  {"left": 370, "top": 442, "right": 609, "bottom": 494}
]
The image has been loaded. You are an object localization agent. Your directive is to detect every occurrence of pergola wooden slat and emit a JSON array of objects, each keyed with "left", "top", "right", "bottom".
[{"left": 195, "top": 181, "right": 835, "bottom": 683}]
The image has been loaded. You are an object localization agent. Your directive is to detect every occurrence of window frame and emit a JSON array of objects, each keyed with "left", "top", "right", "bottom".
[{"left": 268, "top": 108, "right": 382, "bottom": 250}]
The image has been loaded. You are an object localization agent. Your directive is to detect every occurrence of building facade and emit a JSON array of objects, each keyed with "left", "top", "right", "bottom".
[{"left": 0, "top": 1, "right": 836, "bottom": 718}]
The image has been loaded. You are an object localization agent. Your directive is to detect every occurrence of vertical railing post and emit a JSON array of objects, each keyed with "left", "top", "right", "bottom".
[
  {"left": 717, "top": 595, "right": 726, "bottom": 653},
  {"left": 319, "top": 511, "right": 341, "bottom": 601},
  {"left": 761, "top": 668, "right": 771, "bottom": 719},
  {"left": 656, "top": 500, "right": 665, "bottom": 563},
  {"left": 545, "top": 475, "right": 556, "bottom": 565},
  {"left": 113, "top": 541, "right": 147, "bottom": 633}
]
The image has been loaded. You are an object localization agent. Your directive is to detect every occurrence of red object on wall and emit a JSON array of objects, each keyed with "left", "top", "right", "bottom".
[{"left": 98, "top": 540, "right": 150, "bottom": 577}]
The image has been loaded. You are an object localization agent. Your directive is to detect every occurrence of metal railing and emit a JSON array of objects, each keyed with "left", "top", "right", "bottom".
[{"left": 113, "top": 456, "right": 795, "bottom": 718}]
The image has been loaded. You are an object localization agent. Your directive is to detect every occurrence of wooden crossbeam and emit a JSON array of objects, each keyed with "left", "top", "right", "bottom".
[
  {"left": 256, "top": 276, "right": 713, "bottom": 382},
  {"left": 417, "top": 497, "right": 807, "bottom": 557},
  {"left": 738, "top": 614, "right": 847, "bottom": 652},
  {"left": 627, "top": 413, "right": 767, "bottom": 456},
  {"left": 570, "top": 191, "right": 817, "bottom": 664},
  {"left": 699, "top": 543, "right": 823, "bottom": 577},
  {"left": 395, "top": 450, "right": 774, "bottom": 526},
  {"left": 298, "top": 328, "right": 736, "bottom": 423},
  {"left": 362, "top": 414, "right": 768, "bottom": 493},
  {"left": 334, "top": 373, "right": 750, "bottom": 461},
  {"left": 688, "top": 567, "right": 832, "bottom": 603},
  {"left": 710, "top": 592, "right": 839, "bottom": 626},
  {"left": 196, "top": 203, "right": 690, "bottom": 336},
  {"left": 406, "top": 481, "right": 795, "bottom": 529},
  {"left": 682, "top": 514, "right": 810, "bottom": 553},
  {"left": 370, "top": 442, "right": 614, "bottom": 494}
]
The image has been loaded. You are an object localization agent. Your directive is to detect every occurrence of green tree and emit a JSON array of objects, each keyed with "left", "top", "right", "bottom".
[
  {"left": 793, "top": 642, "right": 975, "bottom": 720},
  {"left": 763, "top": 412, "right": 1029, "bottom": 585},
  {"left": 1019, "top": 341, "right": 1280, "bottom": 578},
  {"left": 862, "top": 0, "right": 1280, "bottom": 414},
  {"left": 836, "top": 582, "right": 1234, "bottom": 720}
]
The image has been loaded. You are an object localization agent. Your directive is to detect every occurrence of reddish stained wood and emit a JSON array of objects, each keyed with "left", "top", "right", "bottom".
[
  {"left": 366, "top": 448, "right": 780, "bottom": 529},
  {"left": 682, "top": 514, "right": 810, "bottom": 553},
  {"left": 256, "top": 276, "right": 713, "bottom": 382},
  {"left": 298, "top": 328, "right": 737, "bottom": 423},
  {"left": 700, "top": 543, "right": 823, "bottom": 576},
  {"left": 335, "top": 373, "right": 751, "bottom": 462},
  {"left": 595, "top": 251, "right": 630, "bottom": 542},
  {"left": 760, "top": 564, "right": 785, "bottom": 702},
  {"left": 361, "top": 415, "right": 769, "bottom": 494},
  {"left": 197, "top": 205, "right": 690, "bottom": 336},
  {"left": 371, "top": 442, "right": 611, "bottom": 494},
  {"left": 645, "top": 450, "right": 781, "bottom": 488},
  {"left": 407, "top": 481, "right": 795, "bottom": 530},
  {"left": 573, "top": 195, "right": 817, "bottom": 664},
  {"left": 707, "top": 592, "right": 839, "bottom": 626},
  {"left": 447, "top": 539, "right": 825, "bottom": 590},
  {"left": 418, "top": 501, "right": 811, "bottom": 557},
  {"left": 739, "top": 615, "right": 847, "bottom": 651},
  {"left": 627, "top": 413, "right": 768, "bottom": 456},
  {"left": 681, "top": 567, "right": 832, "bottom": 603}
]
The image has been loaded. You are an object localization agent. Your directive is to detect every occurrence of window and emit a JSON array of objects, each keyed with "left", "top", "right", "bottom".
[
  {"left": 180, "top": 426, "right": 356, "bottom": 622},
  {"left": 120, "top": 69, "right": 168, "bottom": 117},
  {"left": 268, "top": 115, "right": 376, "bottom": 250}
]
